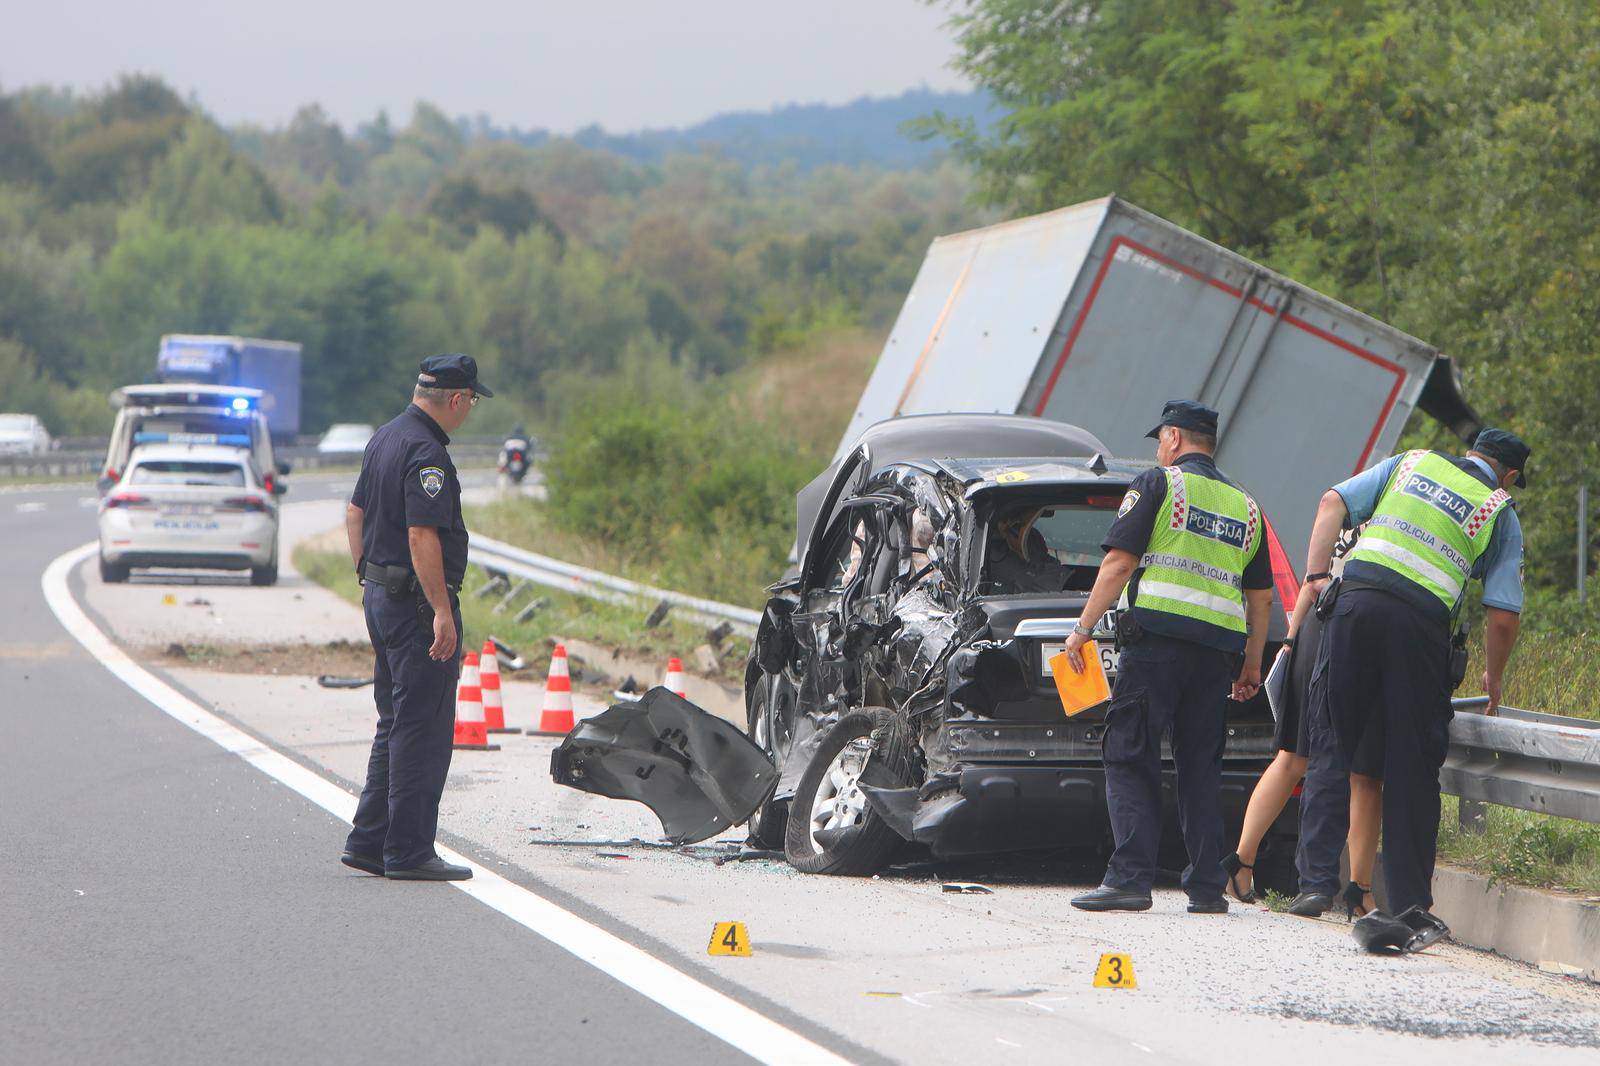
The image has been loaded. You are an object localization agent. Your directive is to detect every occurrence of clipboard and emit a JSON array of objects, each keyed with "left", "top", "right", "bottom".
[
  {"left": 1049, "top": 644, "right": 1112, "bottom": 717},
  {"left": 1263, "top": 644, "right": 1293, "bottom": 723}
]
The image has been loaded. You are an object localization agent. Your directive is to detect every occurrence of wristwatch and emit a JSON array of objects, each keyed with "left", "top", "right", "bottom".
[{"left": 1072, "top": 623, "right": 1094, "bottom": 638}]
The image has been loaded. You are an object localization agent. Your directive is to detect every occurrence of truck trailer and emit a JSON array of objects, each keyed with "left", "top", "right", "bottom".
[
  {"left": 835, "top": 195, "right": 1480, "bottom": 564},
  {"left": 157, "top": 335, "right": 303, "bottom": 440}
]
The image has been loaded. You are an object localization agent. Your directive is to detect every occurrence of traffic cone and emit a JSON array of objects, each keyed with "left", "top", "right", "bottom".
[
  {"left": 453, "top": 652, "right": 500, "bottom": 751},
  {"left": 534, "top": 644, "right": 575, "bottom": 735},
  {"left": 663, "top": 656, "right": 687, "bottom": 699},
  {"left": 479, "top": 639, "right": 520, "bottom": 734}
]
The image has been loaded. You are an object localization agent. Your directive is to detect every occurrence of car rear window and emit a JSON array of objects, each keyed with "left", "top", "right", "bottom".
[
  {"left": 128, "top": 461, "right": 247, "bottom": 487},
  {"left": 1030, "top": 505, "right": 1120, "bottom": 567}
]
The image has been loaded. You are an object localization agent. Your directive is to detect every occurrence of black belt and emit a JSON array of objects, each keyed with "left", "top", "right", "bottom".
[{"left": 360, "top": 561, "right": 461, "bottom": 595}]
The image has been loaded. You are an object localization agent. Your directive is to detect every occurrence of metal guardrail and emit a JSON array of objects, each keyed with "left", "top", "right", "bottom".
[
  {"left": 1444, "top": 698, "right": 1600, "bottom": 824},
  {"left": 466, "top": 534, "right": 761, "bottom": 637},
  {"left": 0, "top": 444, "right": 502, "bottom": 480}
]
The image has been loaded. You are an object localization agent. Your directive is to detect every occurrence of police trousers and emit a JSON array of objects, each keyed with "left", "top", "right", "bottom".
[
  {"left": 345, "top": 583, "right": 463, "bottom": 871},
  {"left": 1296, "top": 587, "right": 1452, "bottom": 912},
  {"left": 1101, "top": 633, "right": 1234, "bottom": 898}
]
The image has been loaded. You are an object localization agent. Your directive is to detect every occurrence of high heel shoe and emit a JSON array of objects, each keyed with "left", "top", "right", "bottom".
[
  {"left": 1221, "top": 852, "right": 1257, "bottom": 904},
  {"left": 1340, "top": 881, "right": 1374, "bottom": 921}
]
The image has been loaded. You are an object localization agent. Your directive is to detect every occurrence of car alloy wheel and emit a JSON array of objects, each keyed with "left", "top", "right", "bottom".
[{"left": 806, "top": 737, "right": 871, "bottom": 854}]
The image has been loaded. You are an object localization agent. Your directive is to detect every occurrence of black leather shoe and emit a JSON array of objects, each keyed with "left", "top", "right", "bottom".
[
  {"left": 340, "top": 852, "right": 384, "bottom": 876},
  {"left": 1188, "top": 896, "right": 1229, "bottom": 914},
  {"left": 1396, "top": 906, "right": 1450, "bottom": 952},
  {"left": 386, "top": 857, "right": 473, "bottom": 881},
  {"left": 1071, "top": 884, "right": 1153, "bottom": 911},
  {"left": 1288, "top": 891, "right": 1333, "bottom": 917},
  {"left": 1352, "top": 910, "right": 1412, "bottom": 953}
]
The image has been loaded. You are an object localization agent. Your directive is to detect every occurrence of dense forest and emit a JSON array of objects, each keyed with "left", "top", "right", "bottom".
[{"left": 0, "top": 79, "right": 978, "bottom": 437}]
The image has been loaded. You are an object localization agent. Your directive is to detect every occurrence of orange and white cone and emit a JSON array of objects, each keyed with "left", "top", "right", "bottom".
[
  {"left": 453, "top": 652, "right": 500, "bottom": 751},
  {"left": 479, "top": 639, "right": 520, "bottom": 734},
  {"left": 663, "top": 656, "right": 687, "bottom": 699},
  {"left": 534, "top": 644, "right": 575, "bottom": 735}
]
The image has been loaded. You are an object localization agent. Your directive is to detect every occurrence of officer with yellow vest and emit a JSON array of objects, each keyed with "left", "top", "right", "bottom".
[
  {"left": 1292, "top": 429, "right": 1528, "bottom": 950},
  {"left": 1065, "top": 401, "right": 1275, "bottom": 914}
]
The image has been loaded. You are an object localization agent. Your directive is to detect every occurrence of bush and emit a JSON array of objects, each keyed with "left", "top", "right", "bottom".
[{"left": 541, "top": 382, "right": 816, "bottom": 607}]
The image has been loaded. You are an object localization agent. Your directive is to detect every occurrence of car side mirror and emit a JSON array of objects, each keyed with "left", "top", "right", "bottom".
[
  {"left": 271, "top": 482, "right": 288, "bottom": 496},
  {"left": 276, "top": 460, "right": 292, "bottom": 476}
]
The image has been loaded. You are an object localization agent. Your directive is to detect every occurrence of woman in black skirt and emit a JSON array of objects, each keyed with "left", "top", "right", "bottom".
[{"left": 1221, "top": 581, "right": 1384, "bottom": 916}]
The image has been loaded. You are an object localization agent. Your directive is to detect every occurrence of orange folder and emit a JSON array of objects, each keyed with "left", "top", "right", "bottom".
[{"left": 1049, "top": 643, "right": 1112, "bottom": 716}]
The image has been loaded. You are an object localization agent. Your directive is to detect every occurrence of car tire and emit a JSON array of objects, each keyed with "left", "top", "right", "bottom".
[
  {"left": 99, "top": 555, "right": 129, "bottom": 584},
  {"left": 250, "top": 543, "right": 278, "bottom": 587},
  {"left": 784, "top": 706, "right": 917, "bottom": 876},
  {"left": 743, "top": 676, "right": 788, "bottom": 850}
]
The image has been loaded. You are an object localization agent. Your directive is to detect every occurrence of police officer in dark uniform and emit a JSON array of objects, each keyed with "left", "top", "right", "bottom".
[
  {"left": 1064, "top": 401, "right": 1276, "bottom": 913},
  {"left": 1292, "top": 429, "right": 1528, "bottom": 950},
  {"left": 339, "top": 354, "right": 491, "bottom": 881}
]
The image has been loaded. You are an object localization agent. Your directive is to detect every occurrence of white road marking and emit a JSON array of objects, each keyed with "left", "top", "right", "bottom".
[
  {"left": 42, "top": 540, "right": 850, "bottom": 1066},
  {"left": 996, "top": 1036, "right": 1023, "bottom": 1048},
  {"left": 16, "top": 501, "right": 46, "bottom": 513},
  {"left": 79, "top": 496, "right": 98, "bottom": 507}
]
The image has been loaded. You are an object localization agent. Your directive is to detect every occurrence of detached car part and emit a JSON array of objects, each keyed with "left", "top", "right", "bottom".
[{"left": 549, "top": 688, "right": 776, "bottom": 844}]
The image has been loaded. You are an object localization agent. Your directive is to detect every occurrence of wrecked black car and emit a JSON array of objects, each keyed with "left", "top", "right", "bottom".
[{"left": 743, "top": 414, "right": 1302, "bottom": 883}]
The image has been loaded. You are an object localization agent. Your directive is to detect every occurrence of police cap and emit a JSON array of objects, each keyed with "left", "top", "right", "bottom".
[
  {"left": 418, "top": 353, "right": 494, "bottom": 398},
  {"left": 1145, "top": 399, "right": 1219, "bottom": 439},
  {"left": 1472, "top": 427, "right": 1529, "bottom": 487}
]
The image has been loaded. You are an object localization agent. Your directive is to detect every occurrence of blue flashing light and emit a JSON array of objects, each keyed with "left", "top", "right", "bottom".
[{"left": 231, "top": 397, "right": 250, "bottom": 411}]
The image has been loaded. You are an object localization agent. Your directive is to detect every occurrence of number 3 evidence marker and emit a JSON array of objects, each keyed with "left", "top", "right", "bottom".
[
  {"left": 708, "top": 921, "right": 752, "bottom": 957},
  {"left": 1092, "top": 952, "right": 1137, "bottom": 989}
]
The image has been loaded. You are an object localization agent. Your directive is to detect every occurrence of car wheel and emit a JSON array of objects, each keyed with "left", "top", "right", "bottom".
[
  {"left": 250, "top": 542, "right": 278, "bottom": 587},
  {"left": 743, "top": 676, "right": 789, "bottom": 850},
  {"left": 784, "top": 706, "right": 916, "bottom": 876},
  {"left": 99, "top": 555, "right": 130, "bottom": 584}
]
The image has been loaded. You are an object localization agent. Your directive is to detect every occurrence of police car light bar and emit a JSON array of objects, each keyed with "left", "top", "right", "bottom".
[{"left": 132, "top": 432, "right": 252, "bottom": 447}]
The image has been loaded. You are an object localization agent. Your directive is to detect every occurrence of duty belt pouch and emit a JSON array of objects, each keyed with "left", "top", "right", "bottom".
[
  {"left": 1314, "top": 576, "right": 1342, "bottom": 620},
  {"left": 1448, "top": 623, "right": 1469, "bottom": 691},
  {"left": 1112, "top": 610, "right": 1144, "bottom": 651}
]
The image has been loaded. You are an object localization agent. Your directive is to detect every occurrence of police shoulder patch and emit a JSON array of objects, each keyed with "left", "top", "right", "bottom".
[
  {"left": 419, "top": 466, "right": 446, "bottom": 498},
  {"left": 1118, "top": 489, "right": 1140, "bottom": 517}
]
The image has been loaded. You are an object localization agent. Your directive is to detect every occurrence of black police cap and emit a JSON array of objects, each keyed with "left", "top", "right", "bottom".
[
  {"left": 1472, "top": 427, "right": 1529, "bottom": 487},
  {"left": 1145, "top": 399, "right": 1219, "bottom": 439},
  {"left": 418, "top": 353, "right": 493, "bottom": 397}
]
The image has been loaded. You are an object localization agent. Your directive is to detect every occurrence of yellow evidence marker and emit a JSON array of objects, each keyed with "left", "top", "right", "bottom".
[
  {"left": 161, "top": 593, "right": 177, "bottom": 606},
  {"left": 708, "top": 921, "right": 752, "bottom": 957},
  {"left": 1092, "top": 953, "right": 1137, "bottom": 989}
]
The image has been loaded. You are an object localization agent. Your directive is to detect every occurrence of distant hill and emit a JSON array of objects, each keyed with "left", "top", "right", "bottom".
[{"left": 479, "top": 89, "right": 991, "bottom": 171}]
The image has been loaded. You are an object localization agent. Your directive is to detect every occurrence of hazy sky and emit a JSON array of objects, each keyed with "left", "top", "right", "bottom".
[{"left": 2, "top": 0, "right": 969, "bottom": 133}]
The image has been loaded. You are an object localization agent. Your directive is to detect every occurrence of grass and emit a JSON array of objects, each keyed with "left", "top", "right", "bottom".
[
  {"left": 1436, "top": 794, "right": 1600, "bottom": 896},
  {"left": 1461, "top": 627, "right": 1600, "bottom": 721},
  {"left": 292, "top": 545, "right": 751, "bottom": 684}
]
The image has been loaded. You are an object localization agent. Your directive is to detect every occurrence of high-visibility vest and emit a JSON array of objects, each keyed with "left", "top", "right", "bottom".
[
  {"left": 1132, "top": 466, "right": 1260, "bottom": 637},
  {"left": 1344, "top": 450, "right": 1512, "bottom": 611}
]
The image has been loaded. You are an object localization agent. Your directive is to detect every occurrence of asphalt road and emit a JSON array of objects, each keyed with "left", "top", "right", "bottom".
[
  {"left": 6, "top": 472, "right": 1600, "bottom": 1065},
  {"left": 0, "top": 473, "right": 831, "bottom": 1066}
]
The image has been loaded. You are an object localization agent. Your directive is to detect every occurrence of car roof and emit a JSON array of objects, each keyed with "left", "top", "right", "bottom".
[
  {"left": 931, "top": 456, "right": 1148, "bottom": 494},
  {"left": 840, "top": 413, "right": 1110, "bottom": 463},
  {"left": 127, "top": 444, "right": 253, "bottom": 466}
]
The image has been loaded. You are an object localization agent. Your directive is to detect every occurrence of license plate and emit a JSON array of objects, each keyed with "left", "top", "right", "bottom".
[
  {"left": 161, "top": 503, "right": 213, "bottom": 516},
  {"left": 1041, "top": 641, "right": 1120, "bottom": 677}
]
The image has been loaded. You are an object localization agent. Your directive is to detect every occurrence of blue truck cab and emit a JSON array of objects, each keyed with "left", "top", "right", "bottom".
[{"left": 157, "top": 335, "right": 303, "bottom": 441}]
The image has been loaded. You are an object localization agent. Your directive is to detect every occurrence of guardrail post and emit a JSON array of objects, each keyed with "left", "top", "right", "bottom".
[{"left": 1457, "top": 798, "right": 1488, "bottom": 835}]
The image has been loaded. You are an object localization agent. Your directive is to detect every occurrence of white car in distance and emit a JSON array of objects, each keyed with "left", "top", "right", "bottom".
[
  {"left": 0, "top": 413, "right": 53, "bottom": 456},
  {"left": 99, "top": 444, "right": 282, "bottom": 586},
  {"left": 316, "top": 423, "right": 375, "bottom": 457}
]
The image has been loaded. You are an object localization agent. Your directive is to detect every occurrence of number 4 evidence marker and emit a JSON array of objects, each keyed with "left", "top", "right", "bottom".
[{"left": 708, "top": 921, "right": 752, "bottom": 957}]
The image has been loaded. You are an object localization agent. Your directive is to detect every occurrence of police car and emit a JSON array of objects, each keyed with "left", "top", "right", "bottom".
[{"left": 98, "top": 443, "right": 283, "bottom": 585}]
